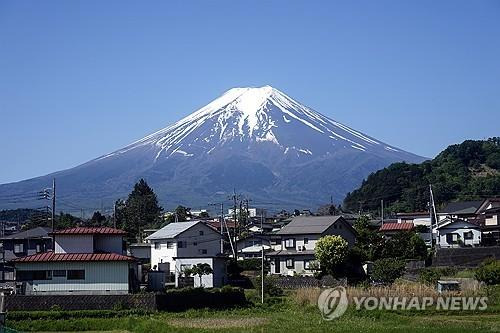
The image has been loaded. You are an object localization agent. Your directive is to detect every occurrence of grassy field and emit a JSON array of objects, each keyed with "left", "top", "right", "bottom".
[{"left": 7, "top": 300, "right": 500, "bottom": 333}]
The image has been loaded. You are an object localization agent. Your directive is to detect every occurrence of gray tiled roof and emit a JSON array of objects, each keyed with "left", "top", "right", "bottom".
[
  {"left": 0, "top": 227, "right": 51, "bottom": 240},
  {"left": 145, "top": 221, "right": 200, "bottom": 240},
  {"left": 276, "top": 216, "right": 343, "bottom": 235},
  {"left": 440, "top": 201, "right": 483, "bottom": 215}
]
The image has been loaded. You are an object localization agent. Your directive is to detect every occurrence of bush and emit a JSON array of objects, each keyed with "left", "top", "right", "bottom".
[
  {"left": 372, "top": 258, "right": 406, "bottom": 284},
  {"left": 252, "top": 275, "right": 283, "bottom": 298},
  {"left": 419, "top": 267, "right": 459, "bottom": 286},
  {"left": 315, "top": 235, "right": 349, "bottom": 275},
  {"left": 475, "top": 259, "right": 500, "bottom": 286},
  {"left": 156, "top": 287, "right": 247, "bottom": 311}
]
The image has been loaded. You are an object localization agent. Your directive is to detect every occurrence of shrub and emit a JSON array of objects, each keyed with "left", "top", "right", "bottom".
[
  {"left": 475, "top": 258, "right": 500, "bottom": 286},
  {"left": 315, "top": 235, "right": 349, "bottom": 275},
  {"left": 253, "top": 275, "right": 283, "bottom": 298},
  {"left": 372, "top": 258, "right": 406, "bottom": 284},
  {"left": 419, "top": 267, "right": 459, "bottom": 286},
  {"left": 156, "top": 287, "right": 247, "bottom": 311}
]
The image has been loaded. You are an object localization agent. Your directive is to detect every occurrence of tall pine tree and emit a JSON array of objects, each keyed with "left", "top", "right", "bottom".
[{"left": 121, "top": 179, "right": 163, "bottom": 240}]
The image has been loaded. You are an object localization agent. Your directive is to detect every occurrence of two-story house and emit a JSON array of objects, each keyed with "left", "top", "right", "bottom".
[
  {"left": 476, "top": 198, "right": 500, "bottom": 246},
  {"left": 146, "top": 221, "right": 225, "bottom": 287},
  {"left": 0, "top": 227, "right": 53, "bottom": 281},
  {"left": 12, "top": 227, "right": 136, "bottom": 295},
  {"left": 267, "top": 216, "right": 356, "bottom": 276}
]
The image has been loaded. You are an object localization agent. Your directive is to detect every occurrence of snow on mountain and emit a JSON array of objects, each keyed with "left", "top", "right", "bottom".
[{"left": 0, "top": 86, "right": 426, "bottom": 211}]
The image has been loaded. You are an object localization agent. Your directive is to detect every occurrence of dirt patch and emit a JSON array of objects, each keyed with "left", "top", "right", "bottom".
[{"left": 168, "top": 317, "right": 269, "bottom": 329}]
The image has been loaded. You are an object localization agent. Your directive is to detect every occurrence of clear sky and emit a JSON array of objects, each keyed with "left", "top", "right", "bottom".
[{"left": 1, "top": 0, "right": 499, "bottom": 184}]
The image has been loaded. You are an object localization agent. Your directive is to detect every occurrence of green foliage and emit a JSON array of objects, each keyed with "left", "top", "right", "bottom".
[
  {"left": 118, "top": 179, "right": 163, "bottom": 239},
  {"left": 419, "top": 267, "right": 458, "bottom": 285},
  {"left": 372, "top": 258, "right": 406, "bottom": 284},
  {"left": 7, "top": 309, "right": 150, "bottom": 321},
  {"left": 87, "top": 211, "right": 110, "bottom": 227},
  {"left": 166, "top": 205, "right": 191, "bottom": 222},
  {"left": 160, "top": 287, "right": 247, "bottom": 310},
  {"left": 252, "top": 275, "right": 283, "bottom": 298},
  {"left": 352, "top": 216, "right": 384, "bottom": 261},
  {"left": 475, "top": 258, "right": 500, "bottom": 286},
  {"left": 315, "top": 235, "right": 349, "bottom": 275},
  {"left": 344, "top": 138, "right": 500, "bottom": 212},
  {"left": 183, "top": 263, "right": 213, "bottom": 286}
]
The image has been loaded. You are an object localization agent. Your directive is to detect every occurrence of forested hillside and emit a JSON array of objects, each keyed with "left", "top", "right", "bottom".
[{"left": 343, "top": 138, "right": 500, "bottom": 213}]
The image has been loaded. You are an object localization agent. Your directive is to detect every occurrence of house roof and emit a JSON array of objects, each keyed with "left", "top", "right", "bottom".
[
  {"left": 276, "top": 216, "right": 345, "bottom": 235},
  {"left": 440, "top": 201, "right": 484, "bottom": 215},
  {"left": 436, "top": 218, "right": 480, "bottom": 230},
  {"left": 11, "top": 252, "right": 135, "bottom": 263},
  {"left": 146, "top": 221, "right": 213, "bottom": 240},
  {"left": 50, "top": 227, "right": 127, "bottom": 235},
  {"left": 379, "top": 222, "right": 414, "bottom": 232},
  {"left": 266, "top": 250, "right": 315, "bottom": 256},
  {"left": 0, "top": 227, "right": 51, "bottom": 240}
]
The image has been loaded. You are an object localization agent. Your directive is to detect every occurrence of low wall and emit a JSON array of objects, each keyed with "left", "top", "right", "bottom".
[
  {"left": 5, "top": 294, "right": 156, "bottom": 311},
  {"left": 433, "top": 246, "right": 500, "bottom": 268}
]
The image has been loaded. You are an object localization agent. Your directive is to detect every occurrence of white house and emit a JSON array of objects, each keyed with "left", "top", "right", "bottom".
[
  {"left": 12, "top": 227, "right": 136, "bottom": 295},
  {"left": 435, "top": 218, "right": 481, "bottom": 248},
  {"left": 146, "top": 221, "right": 224, "bottom": 288},
  {"left": 267, "top": 216, "right": 356, "bottom": 276}
]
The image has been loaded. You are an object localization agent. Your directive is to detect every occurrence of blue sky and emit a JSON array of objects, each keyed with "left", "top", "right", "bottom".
[{"left": 1, "top": 0, "right": 499, "bottom": 184}]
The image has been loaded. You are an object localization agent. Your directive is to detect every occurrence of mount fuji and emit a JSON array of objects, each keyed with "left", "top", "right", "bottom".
[{"left": 0, "top": 86, "right": 425, "bottom": 212}]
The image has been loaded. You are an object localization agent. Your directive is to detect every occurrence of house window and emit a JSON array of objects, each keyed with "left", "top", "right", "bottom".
[
  {"left": 154, "top": 242, "right": 161, "bottom": 250},
  {"left": 17, "top": 270, "right": 51, "bottom": 281},
  {"left": 304, "top": 238, "right": 309, "bottom": 245},
  {"left": 199, "top": 249, "right": 207, "bottom": 255},
  {"left": 14, "top": 243, "right": 24, "bottom": 254},
  {"left": 446, "top": 233, "right": 459, "bottom": 244},
  {"left": 35, "top": 243, "right": 43, "bottom": 253},
  {"left": 177, "top": 241, "right": 186, "bottom": 248},
  {"left": 166, "top": 242, "right": 174, "bottom": 249},
  {"left": 199, "top": 230, "right": 204, "bottom": 236},
  {"left": 53, "top": 270, "right": 66, "bottom": 277},
  {"left": 286, "top": 258, "right": 294, "bottom": 268},
  {"left": 274, "top": 258, "right": 280, "bottom": 273},
  {"left": 464, "top": 231, "right": 474, "bottom": 240},
  {"left": 304, "top": 260, "right": 311, "bottom": 270},
  {"left": 67, "top": 270, "right": 85, "bottom": 280},
  {"left": 284, "top": 238, "right": 295, "bottom": 248},
  {"left": 193, "top": 242, "right": 198, "bottom": 246}
]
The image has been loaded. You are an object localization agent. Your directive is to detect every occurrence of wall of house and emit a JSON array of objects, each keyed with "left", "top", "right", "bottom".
[
  {"left": 16, "top": 261, "right": 129, "bottom": 295},
  {"left": 485, "top": 214, "right": 499, "bottom": 226},
  {"left": 174, "top": 257, "right": 226, "bottom": 288},
  {"left": 55, "top": 235, "right": 93, "bottom": 253},
  {"left": 270, "top": 254, "right": 315, "bottom": 276},
  {"left": 94, "top": 235, "right": 123, "bottom": 254},
  {"left": 150, "top": 223, "right": 221, "bottom": 273},
  {"left": 438, "top": 226, "right": 481, "bottom": 248},
  {"left": 2, "top": 238, "right": 52, "bottom": 261}
]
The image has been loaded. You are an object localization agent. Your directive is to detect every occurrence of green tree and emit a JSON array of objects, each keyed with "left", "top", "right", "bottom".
[
  {"left": 184, "top": 263, "right": 213, "bottom": 287},
  {"left": 352, "top": 216, "right": 384, "bottom": 261},
  {"left": 122, "top": 179, "right": 163, "bottom": 239},
  {"left": 315, "top": 235, "right": 349, "bottom": 275},
  {"left": 475, "top": 259, "right": 500, "bottom": 286},
  {"left": 166, "top": 205, "right": 191, "bottom": 222},
  {"left": 372, "top": 258, "right": 406, "bottom": 284},
  {"left": 88, "top": 211, "right": 108, "bottom": 227}
]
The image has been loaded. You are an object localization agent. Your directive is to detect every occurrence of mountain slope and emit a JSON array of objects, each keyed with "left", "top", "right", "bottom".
[
  {"left": 0, "top": 86, "right": 425, "bottom": 212},
  {"left": 343, "top": 138, "right": 500, "bottom": 213}
]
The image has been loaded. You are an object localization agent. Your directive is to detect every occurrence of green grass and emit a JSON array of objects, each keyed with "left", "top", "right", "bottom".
[{"left": 7, "top": 300, "right": 500, "bottom": 333}]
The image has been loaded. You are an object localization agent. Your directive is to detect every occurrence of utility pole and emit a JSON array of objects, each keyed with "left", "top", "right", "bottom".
[
  {"left": 113, "top": 202, "right": 116, "bottom": 229},
  {"left": 261, "top": 210, "right": 265, "bottom": 304},
  {"left": 231, "top": 190, "right": 238, "bottom": 262},
  {"left": 51, "top": 178, "right": 56, "bottom": 247},
  {"left": 429, "top": 184, "right": 438, "bottom": 249},
  {"left": 209, "top": 202, "right": 225, "bottom": 254},
  {"left": 381, "top": 199, "right": 384, "bottom": 225}
]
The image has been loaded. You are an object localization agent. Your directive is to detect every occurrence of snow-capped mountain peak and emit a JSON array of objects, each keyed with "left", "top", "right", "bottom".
[{"left": 98, "top": 85, "right": 418, "bottom": 163}]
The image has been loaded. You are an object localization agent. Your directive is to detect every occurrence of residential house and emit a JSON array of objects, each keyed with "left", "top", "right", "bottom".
[
  {"left": 435, "top": 218, "right": 481, "bottom": 248},
  {"left": 236, "top": 235, "right": 273, "bottom": 260},
  {"left": 379, "top": 222, "right": 415, "bottom": 236},
  {"left": 12, "top": 227, "right": 136, "bottom": 295},
  {"left": 146, "top": 221, "right": 225, "bottom": 288},
  {"left": 0, "top": 227, "right": 52, "bottom": 281},
  {"left": 438, "top": 201, "right": 483, "bottom": 223},
  {"left": 476, "top": 198, "right": 500, "bottom": 246},
  {"left": 396, "top": 212, "right": 431, "bottom": 226},
  {"left": 267, "top": 216, "right": 356, "bottom": 276}
]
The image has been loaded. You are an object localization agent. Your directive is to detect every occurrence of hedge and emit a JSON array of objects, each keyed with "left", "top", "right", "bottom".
[{"left": 157, "top": 286, "right": 247, "bottom": 311}]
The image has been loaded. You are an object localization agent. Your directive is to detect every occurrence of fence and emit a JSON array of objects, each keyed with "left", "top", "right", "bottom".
[{"left": 269, "top": 275, "right": 346, "bottom": 289}]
